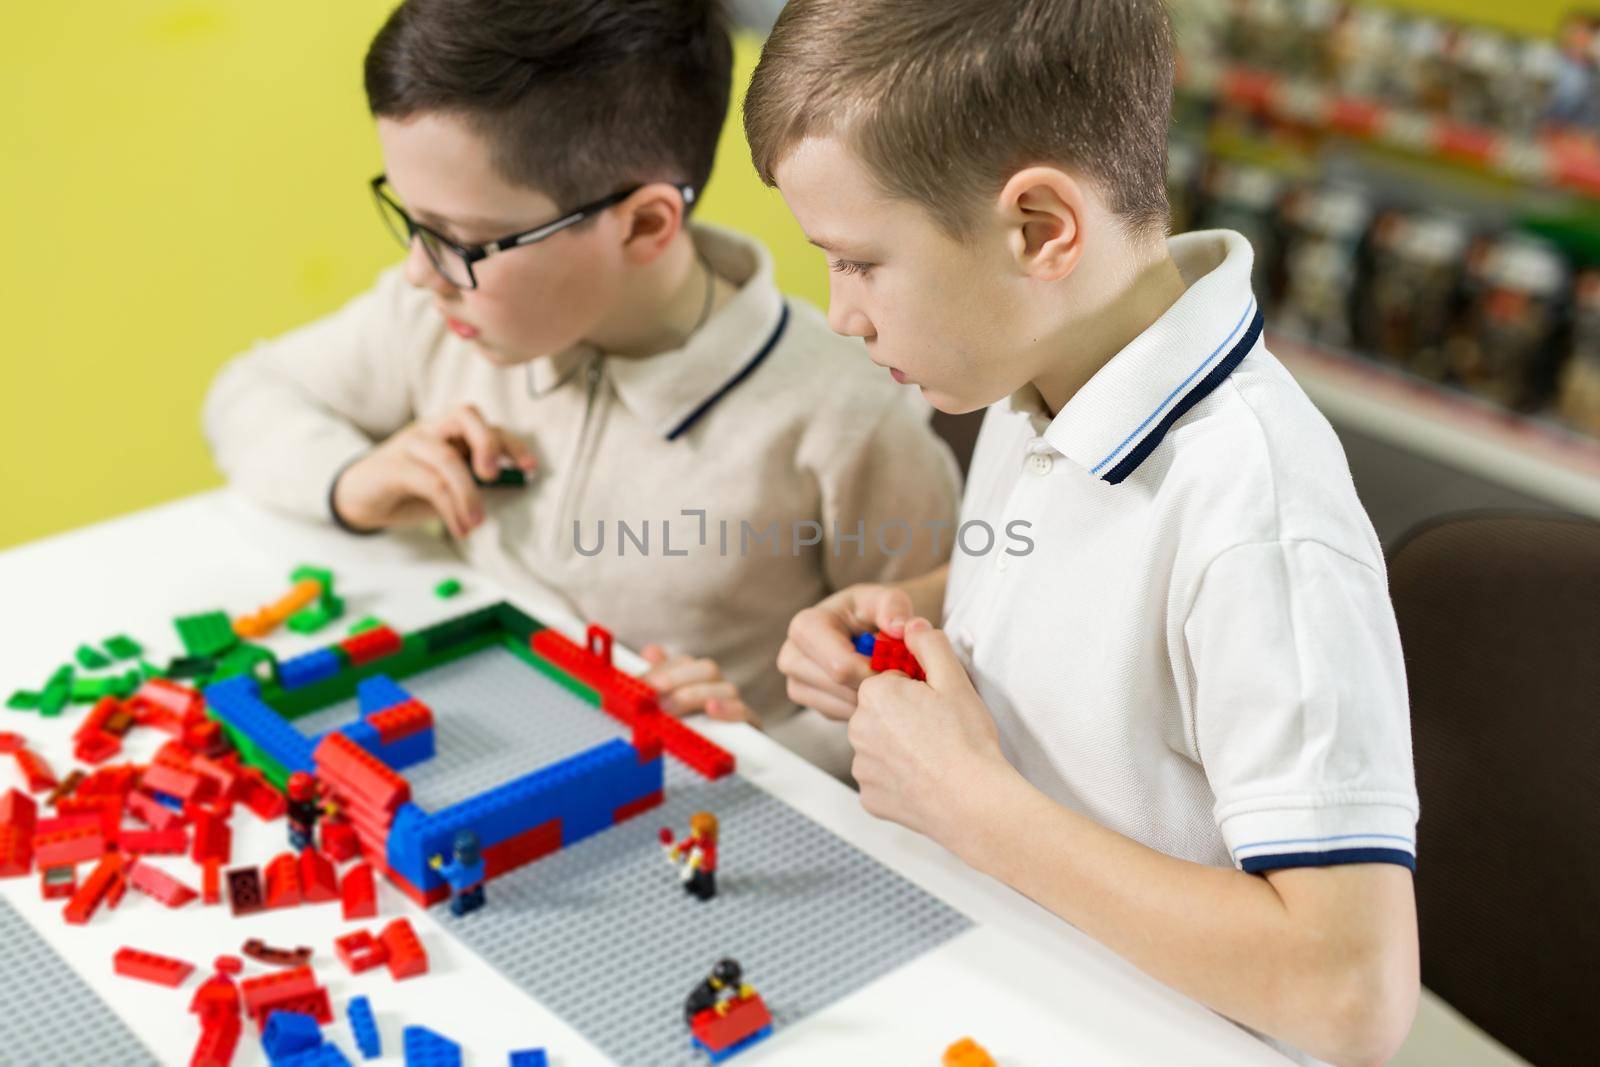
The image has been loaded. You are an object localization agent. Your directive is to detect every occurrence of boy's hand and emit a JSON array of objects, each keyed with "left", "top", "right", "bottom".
[
  {"left": 849, "top": 617, "right": 1010, "bottom": 841},
  {"left": 777, "top": 583, "right": 916, "bottom": 720},
  {"left": 640, "top": 645, "right": 760, "bottom": 727},
  {"left": 332, "top": 403, "right": 536, "bottom": 539}
]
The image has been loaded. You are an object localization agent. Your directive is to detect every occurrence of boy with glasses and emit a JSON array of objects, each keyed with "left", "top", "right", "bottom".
[{"left": 203, "top": 0, "right": 960, "bottom": 775}]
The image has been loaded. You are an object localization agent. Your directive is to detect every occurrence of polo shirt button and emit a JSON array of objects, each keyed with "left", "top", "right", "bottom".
[{"left": 1029, "top": 453, "right": 1053, "bottom": 476}]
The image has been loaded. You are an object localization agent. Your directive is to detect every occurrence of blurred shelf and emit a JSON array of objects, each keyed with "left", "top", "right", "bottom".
[
  {"left": 1270, "top": 331, "right": 1600, "bottom": 518},
  {"left": 1180, "top": 58, "right": 1600, "bottom": 202}
]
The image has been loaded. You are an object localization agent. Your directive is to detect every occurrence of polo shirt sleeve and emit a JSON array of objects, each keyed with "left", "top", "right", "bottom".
[
  {"left": 201, "top": 267, "right": 425, "bottom": 522},
  {"left": 1182, "top": 538, "right": 1419, "bottom": 874}
]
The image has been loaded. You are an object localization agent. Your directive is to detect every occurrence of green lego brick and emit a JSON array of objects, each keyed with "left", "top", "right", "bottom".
[
  {"left": 164, "top": 655, "right": 215, "bottom": 680},
  {"left": 174, "top": 610, "right": 238, "bottom": 658},
  {"left": 70, "top": 671, "right": 140, "bottom": 703},
  {"left": 287, "top": 593, "right": 344, "bottom": 635},
  {"left": 433, "top": 577, "right": 462, "bottom": 599},
  {"left": 40, "top": 665, "right": 73, "bottom": 717},
  {"left": 74, "top": 644, "right": 111, "bottom": 670},
  {"left": 493, "top": 601, "right": 546, "bottom": 643},
  {"left": 289, "top": 564, "right": 335, "bottom": 594},
  {"left": 347, "top": 616, "right": 384, "bottom": 635},
  {"left": 6, "top": 690, "right": 41, "bottom": 711},
  {"left": 415, "top": 605, "right": 501, "bottom": 655},
  {"left": 103, "top": 634, "right": 143, "bottom": 661},
  {"left": 503, "top": 634, "right": 601, "bottom": 708},
  {"left": 267, "top": 630, "right": 499, "bottom": 719},
  {"left": 472, "top": 466, "right": 526, "bottom": 488},
  {"left": 212, "top": 642, "right": 278, "bottom": 686}
]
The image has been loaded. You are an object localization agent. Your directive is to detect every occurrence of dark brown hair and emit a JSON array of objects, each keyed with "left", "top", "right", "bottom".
[
  {"left": 744, "top": 0, "right": 1175, "bottom": 239},
  {"left": 366, "top": 0, "right": 733, "bottom": 208}
]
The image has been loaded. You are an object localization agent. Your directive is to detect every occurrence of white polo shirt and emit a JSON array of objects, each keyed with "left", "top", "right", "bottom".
[{"left": 944, "top": 229, "right": 1418, "bottom": 875}]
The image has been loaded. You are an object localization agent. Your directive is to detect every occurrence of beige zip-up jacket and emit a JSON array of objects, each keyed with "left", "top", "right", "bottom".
[{"left": 203, "top": 224, "right": 961, "bottom": 766}]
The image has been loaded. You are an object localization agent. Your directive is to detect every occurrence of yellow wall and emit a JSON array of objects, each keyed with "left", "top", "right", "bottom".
[{"left": 0, "top": 1, "right": 1585, "bottom": 548}]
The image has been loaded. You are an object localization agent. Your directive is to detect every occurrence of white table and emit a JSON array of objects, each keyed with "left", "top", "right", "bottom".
[{"left": 0, "top": 491, "right": 1291, "bottom": 1066}]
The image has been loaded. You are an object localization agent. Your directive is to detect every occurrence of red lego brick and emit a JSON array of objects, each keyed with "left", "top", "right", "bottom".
[
  {"left": 153, "top": 740, "right": 196, "bottom": 772},
  {"left": 127, "top": 860, "right": 199, "bottom": 907},
  {"left": 482, "top": 817, "right": 563, "bottom": 881},
  {"left": 77, "top": 763, "right": 140, "bottom": 799},
  {"left": 35, "top": 810, "right": 101, "bottom": 837},
  {"left": 313, "top": 734, "right": 410, "bottom": 814},
  {"left": 239, "top": 965, "right": 316, "bottom": 1015},
  {"left": 185, "top": 719, "right": 228, "bottom": 758},
  {"left": 64, "top": 857, "right": 122, "bottom": 921},
  {"left": 191, "top": 808, "right": 232, "bottom": 866},
  {"left": 653, "top": 716, "right": 736, "bottom": 780},
  {"left": 691, "top": 993, "right": 773, "bottom": 1052},
  {"left": 52, "top": 793, "right": 121, "bottom": 837},
  {"left": 0, "top": 827, "right": 32, "bottom": 878},
  {"left": 338, "top": 625, "right": 403, "bottom": 666},
  {"left": 130, "top": 677, "right": 204, "bottom": 721},
  {"left": 140, "top": 762, "right": 205, "bottom": 803},
  {"left": 33, "top": 822, "right": 105, "bottom": 867},
  {"left": 126, "top": 788, "right": 186, "bottom": 831},
  {"left": 73, "top": 731, "right": 122, "bottom": 765},
  {"left": 120, "top": 825, "right": 189, "bottom": 854},
  {"left": 40, "top": 864, "right": 76, "bottom": 898},
  {"left": 113, "top": 946, "right": 195, "bottom": 987},
  {"left": 226, "top": 866, "right": 264, "bottom": 916},
  {"left": 251, "top": 987, "right": 331, "bottom": 1032},
  {"left": 612, "top": 789, "right": 664, "bottom": 824},
  {"left": 263, "top": 853, "right": 301, "bottom": 908},
  {"left": 190, "top": 1008, "right": 241, "bottom": 1067},
  {"left": 1, "top": 787, "right": 39, "bottom": 830},
  {"left": 78, "top": 696, "right": 120, "bottom": 736},
  {"left": 339, "top": 862, "right": 377, "bottom": 920},
  {"left": 13, "top": 746, "right": 57, "bottom": 793},
  {"left": 238, "top": 769, "right": 285, "bottom": 821},
  {"left": 870, "top": 632, "right": 926, "bottom": 681},
  {"left": 377, "top": 918, "right": 428, "bottom": 979},
  {"left": 368, "top": 698, "right": 433, "bottom": 743},
  {"left": 320, "top": 819, "right": 358, "bottom": 862},
  {"left": 202, "top": 857, "right": 222, "bottom": 905},
  {"left": 213, "top": 955, "right": 243, "bottom": 975},
  {"left": 334, "top": 929, "right": 388, "bottom": 974},
  {"left": 106, "top": 862, "right": 131, "bottom": 910},
  {"left": 603, "top": 673, "right": 661, "bottom": 725},
  {"left": 299, "top": 848, "right": 338, "bottom": 903},
  {"left": 191, "top": 754, "right": 241, "bottom": 800}
]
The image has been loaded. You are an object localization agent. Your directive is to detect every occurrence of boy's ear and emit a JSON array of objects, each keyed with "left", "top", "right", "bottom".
[
  {"left": 619, "top": 182, "right": 691, "bottom": 265},
  {"left": 996, "top": 166, "right": 1087, "bottom": 282}
]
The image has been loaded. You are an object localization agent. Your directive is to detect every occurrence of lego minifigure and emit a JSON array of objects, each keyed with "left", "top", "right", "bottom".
[
  {"left": 285, "top": 771, "right": 334, "bottom": 853},
  {"left": 659, "top": 812, "right": 718, "bottom": 901},
  {"left": 428, "top": 829, "right": 486, "bottom": 916},
  {"left": 683, "top": 958, "right": 753, "bottom": 1024}
]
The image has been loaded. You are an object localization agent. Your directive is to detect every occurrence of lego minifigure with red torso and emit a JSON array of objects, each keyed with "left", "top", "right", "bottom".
[
  {"left": 285, "top": 771, "right": 335, "bottom": 853},
  {"left": 660, "top": 811, "right": 719, "bottom": 901}
]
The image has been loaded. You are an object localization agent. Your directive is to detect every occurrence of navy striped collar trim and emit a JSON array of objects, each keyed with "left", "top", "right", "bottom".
[
  {"left": 1086, "top": 301, "right": 1264, "bottom": 485},
  {"left": 664, "top": 302, "right": 790, "bottom": 441}
]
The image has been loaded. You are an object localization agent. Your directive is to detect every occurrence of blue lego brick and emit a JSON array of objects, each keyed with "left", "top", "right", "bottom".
[
  {"left": 693, "top": 1025, "right": 773, "bottom": 1063},
  {"left": 206, "top": 677, "right": 317, "bottom": 773},
  {"left": 508, "top": 1050, "right": 548, "bottom": 1067},
  {"left": 278, "top": 1042, "right": 353, "bottom": 1067},
  {"left": 402, "top": 1025, "right": 461, "bottom": 1067},
  {"left": 337, "top": 718, "right": 383, "bottom": 753},
  {"left": 149, "top": 790, "right": 184, "bottom": 811},
  {"left": 279, "top": 648, "right": 344, "bottom": 690},
  {"left": 853, "top": 631, "right": 876, "bottom": 656},
  {"left": 357, "top": 675, "right": 411, "bottom": 716},
  {"left": 346, "top": 995, "right": 381, "bottom": 1060},
  {"left": 263, "top": 1011, "right": 321, "bottom": 1061},
  {"left": 373, "top": 727, "right": 434, "bottom": 770}
]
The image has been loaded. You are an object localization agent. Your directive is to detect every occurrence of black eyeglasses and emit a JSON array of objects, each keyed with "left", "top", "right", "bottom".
[{"left": 370, "top": 174, "right": 697, "bottom": 290}]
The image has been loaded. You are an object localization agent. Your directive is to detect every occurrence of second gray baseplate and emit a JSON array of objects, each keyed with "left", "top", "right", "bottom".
[
  {"left": 438, "top": 754, "right": 974, "bottom": 1066},
  {"left": 0, "top": 894, "right": 160, "bottom": 1067}
]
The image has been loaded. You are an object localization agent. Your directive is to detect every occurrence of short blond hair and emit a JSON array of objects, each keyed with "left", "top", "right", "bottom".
[{"left": 744, "top": 0, "right": 1175, "bottom": 239}]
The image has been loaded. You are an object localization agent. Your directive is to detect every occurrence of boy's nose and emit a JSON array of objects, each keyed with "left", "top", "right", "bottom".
[{"left": 826, "top": 289, "right": 873, "bottom": 340}]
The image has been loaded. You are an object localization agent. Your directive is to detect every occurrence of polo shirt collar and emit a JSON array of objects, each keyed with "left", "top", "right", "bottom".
[
  {"left": 607, "top": 223, "right": 788, "bottom": 440},
  {"left": 1038, "top": 229, "right": 1265, "bottom": 484}
]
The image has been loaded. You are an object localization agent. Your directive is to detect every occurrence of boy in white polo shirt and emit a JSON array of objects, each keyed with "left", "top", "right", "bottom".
[
  {"left": 203, "top": 0, "right": 960, "bottom": 777},
  {"left": 752, "top": 1, "right": 1419, "bottom": 1063}
]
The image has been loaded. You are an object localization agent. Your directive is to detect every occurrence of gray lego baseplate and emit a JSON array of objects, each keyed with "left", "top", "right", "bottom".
[
  {"left": 296, "top": 637, "right": 973, "bottom": 1065},
  {"left": 0, "top": 894, "right": 160, "bottom": 1067}
]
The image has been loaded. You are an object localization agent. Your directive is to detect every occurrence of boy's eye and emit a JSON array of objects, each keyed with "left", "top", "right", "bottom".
[{"left": 829, "top": 259, "right": 874, "bottom": 277}]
